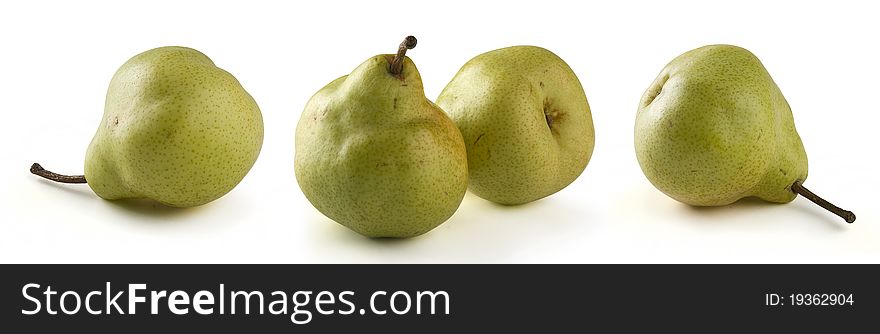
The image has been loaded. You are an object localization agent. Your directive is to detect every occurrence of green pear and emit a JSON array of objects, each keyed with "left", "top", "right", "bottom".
[
  {"left": 295, "top": 36, "right": 468, "bottom": 238},
  {"left": 635, "top": 44, "right": 855, "bottom": 223},
  {"left": 437, "top": 46, "right": 594, "bottom": 205},
  {"left": 31, "top": 46, "right": 263, "bottom": 207}
]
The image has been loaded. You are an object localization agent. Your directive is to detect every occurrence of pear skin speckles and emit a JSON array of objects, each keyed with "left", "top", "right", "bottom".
[
  {"left": 437, "top": 46, "right": 594, "bottom": 205},
  {"left": 84, "top": 46, "right": 263, "bottom": 207},
  {"left": 635, "top": 45, "right": 807, "bottom": 206},
  {"left": 295, "top": 53, "right": 468, "bottom": 238}
]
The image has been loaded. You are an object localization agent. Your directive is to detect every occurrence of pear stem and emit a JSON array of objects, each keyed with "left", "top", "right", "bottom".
[
  {"left": 790, "top": 180, "right": 855, "bottom": 223},
  {"left": 30, "top": 163, "right": 87, "bottom": 184},
  {"left": 389, "top": 36, "right": 418, "bottom": 77}
]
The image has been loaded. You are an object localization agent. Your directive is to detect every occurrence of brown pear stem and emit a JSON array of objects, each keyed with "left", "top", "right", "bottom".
[
  {"left": 30, "top": 163, "right": 87, "bottom": 184},
  {"left": 790, "top": 180, "right": 855, "bottom": 223},
  {"left": 389, "top": 36, "right": 418, "bottom": 77}
]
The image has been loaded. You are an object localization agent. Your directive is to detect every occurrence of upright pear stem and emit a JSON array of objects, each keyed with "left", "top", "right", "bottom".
[
  {"left": 790, "top": 180, "right": 855, "bottom": 223},
  {"left": 389, "top": 36, "right": 418, "bottom": 77},
  {"left": 30, "top": 163, "right": 87, "bottom": 184}
]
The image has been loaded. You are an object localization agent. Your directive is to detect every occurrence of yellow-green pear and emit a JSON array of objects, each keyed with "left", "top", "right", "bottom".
[
  {"left": 635, "top": 44, "right": 855, "bottom": 223},
  {"left": 31, "top": 46, "right": 263, "bottom": 207},
  {"left": 295, "top": 37, "right": 468, "bottom": 238},
  {"left": 437, "top": 46, "right": 594, "bottom": 205}
]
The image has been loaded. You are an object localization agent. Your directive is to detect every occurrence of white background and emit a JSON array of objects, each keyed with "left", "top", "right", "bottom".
[{"left": 1, "top": 0, "right": 877, "bottom": 263}]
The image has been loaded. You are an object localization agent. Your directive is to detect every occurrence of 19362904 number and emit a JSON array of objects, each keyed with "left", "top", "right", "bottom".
[{"left": 789, "top": 293, "right": 854, "bottom": 306}]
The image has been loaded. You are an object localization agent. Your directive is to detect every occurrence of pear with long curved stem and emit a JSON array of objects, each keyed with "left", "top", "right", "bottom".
[
  {"left": 31, "top": 46, "right": 264, "bottom": 208},
  {"left": 635, "top": 44, "right": 855, "bottom": 223}
]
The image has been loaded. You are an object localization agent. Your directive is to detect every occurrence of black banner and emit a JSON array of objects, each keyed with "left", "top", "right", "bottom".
[{"left": 1, "top": 265, "right": 876, "bottom": 331}]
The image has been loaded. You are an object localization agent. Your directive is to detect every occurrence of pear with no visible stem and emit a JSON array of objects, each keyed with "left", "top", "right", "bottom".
[{"left": 437, "top": 46, "right": 595, "bottom": 205}]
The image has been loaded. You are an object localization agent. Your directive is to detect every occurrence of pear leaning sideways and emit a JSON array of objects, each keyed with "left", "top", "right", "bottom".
[
  {"left": 31, "top": 46, "right": 264, "bottom": 208},
  {"left": 635, "top": 45, "right": 855, "bottom": 223}
]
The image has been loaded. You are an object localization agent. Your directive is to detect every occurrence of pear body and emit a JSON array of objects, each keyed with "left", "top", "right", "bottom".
[
  {"left": 85, "top": 46, "right": 263, "bottom": 207},
  {"left": 635, "top": 45, "right": 807, "bottom": 206},
  {"left": 437, "top": 46, "right": 594, "bottom": 205},
  {"left": 295, "top": 55, "right": 468, "bottom": 238}
]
